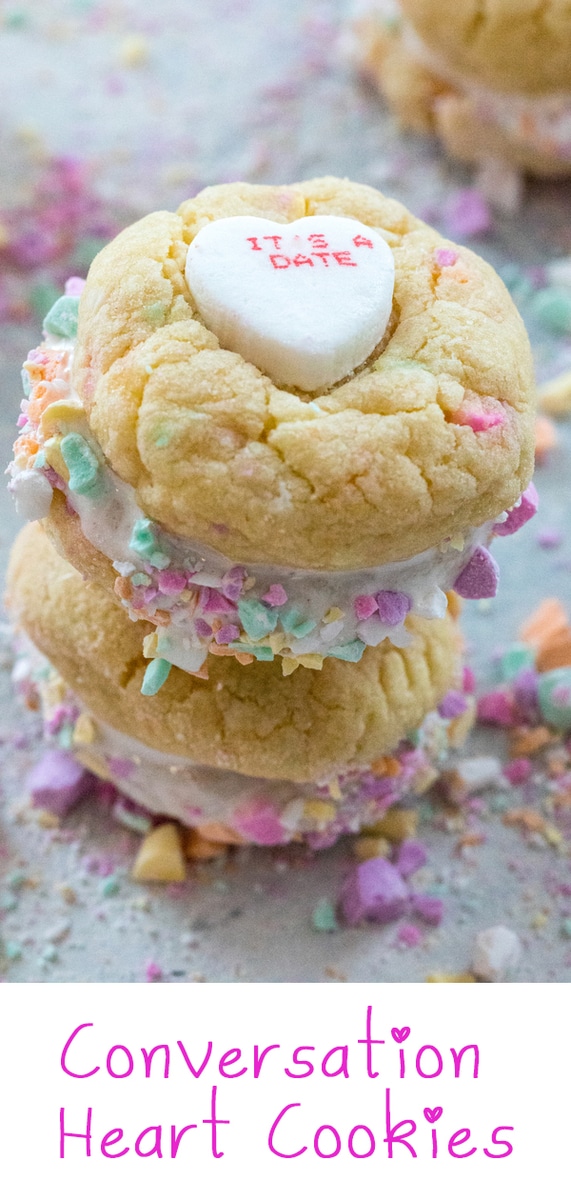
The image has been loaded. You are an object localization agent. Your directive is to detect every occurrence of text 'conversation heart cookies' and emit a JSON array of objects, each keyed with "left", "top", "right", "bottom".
[{"left": 185, "top": 215, "right": 395, "bottom": 391}]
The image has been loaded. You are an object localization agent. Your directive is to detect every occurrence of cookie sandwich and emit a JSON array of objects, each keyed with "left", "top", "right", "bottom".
[
  {"left": 352, "top": 0, "right": 571, "bottom": 177},
  {"left": 8, "top": 178, "right": 536, "bottom": 692},
  {"left": 7, "top": 524, "right": 471, "bottom": 848}
]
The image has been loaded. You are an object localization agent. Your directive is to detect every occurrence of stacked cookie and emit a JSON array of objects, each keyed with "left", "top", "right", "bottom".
[
  {"left": 351, "top": 0, "right": 571, "bottom": 178},
  {"left": 6, "top": 178, "right": 536, "bottom": 851}
]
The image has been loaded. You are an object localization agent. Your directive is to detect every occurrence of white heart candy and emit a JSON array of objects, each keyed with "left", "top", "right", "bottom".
[{"left": 185, "top": 215, "right": 395, "bottom": 392}]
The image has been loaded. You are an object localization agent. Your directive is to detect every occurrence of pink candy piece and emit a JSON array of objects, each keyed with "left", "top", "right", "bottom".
[
  {"left": 200, "top": 588, "right": 237, "bottom": 615},
  {"left": 339, "top": 857, "right": 409, "bottom": 926},
  {"left": 233, "top": 798, "right": 288, "bottom": 845},
  {"left": 411, "top": 894, "right": 444, "bottom": 926},
  {"left": 354, "top": 594, "right": 378, "bottom": 621},
  {"left": 195, "top": 618, "right": 212, "bottom": 638},
  {"left": 215, "top": 623, "right": 240, "bottom": 644},
  {"left": 375, "top": 590, "right": 412, "bottom": 626},
  {"left": 397, "top": 923, "right": 423, "bottom": 947},
  {"left": 157, "top": 569, "right": 187, "bottom": 595},
  {"left": 494, "top": 482, "right": 539, "bottom": 538},
  {"left": 454, "top": 407, "right": 505, "bottom": 432},
  {"left": 434, "top": 247, "right": 458, "bottom": 268},
  {"left": 444, "top": 188, "right": 492, "bottom": 239},
  {"left": 26, "top": 749, "right": 91, "bottom": 816},
  {"left": 502, "top": 758, "right": 533, "bottom": 785},
  {"left": 453, "top": 546, "right": 499, "bottom": 599},
  {"left": 262, "top": 584, "right": 288, "bottom": 607},
  {"left": 145, "top": 961, "right": 163, "bottom": 983},
  {"left": 463, "top": 665, "right": 476, "bottom": 694},
  {"left": 395, "top": 839, "right": 428, "bottom": 878},
  {"left": 64, "top": 276, "right": 86, "bottom": 297},
  {"left": 477, "top": 689, "right": 515, "bottom": 726}
]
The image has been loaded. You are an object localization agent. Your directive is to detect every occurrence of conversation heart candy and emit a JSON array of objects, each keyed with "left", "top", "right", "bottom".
[{"left": 185, "top": 215, "right": 395, "bottom": 391}]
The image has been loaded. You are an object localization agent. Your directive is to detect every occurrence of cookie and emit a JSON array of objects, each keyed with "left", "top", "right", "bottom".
[
  {"left": 352, "top": 2, "right": 571, "bottom": 175},
  {"left": 7, "top": 523, "right": 462, "bottom": 792},
  {"left": 8, "top": 179, "right": 536, "bottom": 684}
]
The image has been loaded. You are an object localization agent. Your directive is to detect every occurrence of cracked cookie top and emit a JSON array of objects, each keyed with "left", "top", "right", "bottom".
[
  {"left": 399, "top": 0, "right": 571, "bottom": 95},
  {"left": 73, "top": 176, "right": 535, "bottom": 571}
]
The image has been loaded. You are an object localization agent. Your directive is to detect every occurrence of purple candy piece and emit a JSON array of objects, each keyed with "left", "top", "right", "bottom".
[
  {"left": 339, "top": 857, "right": 409, "bottom": 926},
  {"left": 395, "top": 839, "right": 428, "bottom": 878},
  {"left": 26, "top": 749, "right": 91, "bottom": 816},
  {"left": 453, "top": 546, "right": 499, "bottom": 599},
  {"left": 493, "top": 482, "right": 538, "bottom": 537},
  {"left": 411, "top": 894, "right": 444, "bottom": 926},
  {"left": 513, "top": 666, "right": 539, "bottom": 723},
  {"left": 438, "top": 690, "right": 468, "bottom": 719},
  {"left": 375, "top": 590, "right": 412, "bottom": 626}
]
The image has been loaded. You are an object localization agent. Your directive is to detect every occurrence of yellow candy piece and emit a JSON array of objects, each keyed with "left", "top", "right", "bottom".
[
  {"left": 40, "top": 398, "right": 85, "bottom": 438},
  {"left": 303, "top": 800, "right": 336, "bottom": 825},
  {"left": 281, "top": 657, "right": 300, "bottom": 676},
  {"left": 268, "top": 631, "right": 287, "bottom": 653},
  {"left": 72, "top": 712, "right": 96, "bottom": 745},
  {"left": 538, "top": 369, "right": 571, "bottom": 416},
  {"left": 143, "top": 632, "right": 159, "bottom": 659},
  {"left": 323, "top": 607, "right": 344, "bottom": 623},
  {"left": 365, "top": 808, "right": 418, "bottom": 842},
  {"left": 295, "top": 653, "right": 324, "bottom": 670},
  {"left": 426, "top": 973, "right": 476, "bottom": 983},
  {"left": 44, "top": 437, "right": 69, "bottom": 482},
  {"left": 353, "top": 835, "right": 391, "bottom": 861},
  {"left": 132, "top": 823, "right": 186, "bottom": 883}
]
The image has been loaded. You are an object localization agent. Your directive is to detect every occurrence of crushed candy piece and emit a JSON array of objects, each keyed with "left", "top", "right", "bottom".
[
  {"left": 339, "top": 857, "right": 409, "bottom": 926},
  {"left": 471, "top": 926, "right": 521, "bottom": 982},
  {"left": 26, "top": 749, "right": 90, "bottom": 816},
  {"left": 132, "top": 823, "right": 186, "bottom": 883}
]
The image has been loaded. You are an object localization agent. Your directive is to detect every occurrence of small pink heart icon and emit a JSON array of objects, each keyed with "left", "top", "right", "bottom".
[
  {"left": 423, "top": 1107, "right": 443, "bottom": 1124},
  {"left": 391, "top": 1027, "right": 410, "bottom": 1043}
]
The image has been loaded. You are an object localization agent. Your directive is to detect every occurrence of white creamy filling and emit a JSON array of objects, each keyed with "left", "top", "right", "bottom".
[{"left": 12, "top": 333, "right": 499, "bottom": 676}]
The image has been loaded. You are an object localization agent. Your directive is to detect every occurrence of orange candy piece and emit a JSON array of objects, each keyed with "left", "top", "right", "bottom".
[
  {"left": 519, "top": 598, "right": 568, "bottom": 650},
  {"left": 535, "top": 415, "right": 557, "bottom": 462}
]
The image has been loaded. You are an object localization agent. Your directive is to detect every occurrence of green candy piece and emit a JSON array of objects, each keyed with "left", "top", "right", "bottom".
[
  {"left": 141, "top": 657, "right": 172, "bottom": 696},
  {"left": 129, "top": 518, "right": 170, "bottom": 569},
  {"left": 230, "top": 641, "right": 274, "bottom": 661},
  {"left": 500, "top": 643, "right": 535, "bottom": 682},
  {"left": 311, "top": 899, "right": 338, "bottom": 933},
  {"left": 288, "top": 617, "right": 318, "bottom": 640},
  {"left": 537, "top": 668, "right": 571, "bottom": 731},
  {"left": 237, "top": 598, "right": 278, "bottom": 640},
  {"left": 44, "top": 295, "right": 80, "bottom": 339},
  {"left": 60, "top": 432, "right": 101, "bottom": 495},
  {"left": 328, "top": 640, "right": 366, "bottom": 663},
  {"left": 532, "top": 287, "right": 571, "bottom": 335}
]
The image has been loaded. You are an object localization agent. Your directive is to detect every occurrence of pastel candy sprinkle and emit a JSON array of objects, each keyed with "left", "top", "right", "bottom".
[
  {"left": 238, "top": 597, "right": 278, "bottom": 640},
  {"left": 132, "top": 823, "right": 186, "bottom": 883},
  {"left": 434, "top": 247, "right": 458, "bottom": 267},
  {"left": 376, "top": 590, "right": 411, "bottom": 625},
  {"left": 215, "top": 624, "right": 240, "bottom": 644},
  {"left": 493, "top": 482, "right": 538, "bottom": 536},
  {"left": 157, "top": 569, "right": 187, "bottom": 595},
  {"left": 311, "top": 899, "right": 339, "bottom": 933},
  {"left": 411, "top": 894, "right": 444, "bottom": 926},
  {"left": 64, "top": 276, "right": 86, "bottom": 297},
  {"left": 339, "top": 857, "right": 409, "bottom": 926},
  {"left": 395, "top": 839, "right": 428, "bottom": 878},
  {"left": 532, "top": 286, "right": 571, "bottom": 335},
  {"left": 262, "top": 583, "right": 288, "bottom": 606},
  {"left": 231, "top": 641, "right": 274, "bottom": 661},
  {"left": 26, "top": 749, "right": 90, "bottom": 816},
  {"left": 354, "top": 594, "right": 378, "bottom": 620},
  {"left": 438, "top": 690, "right": 468, "bottom": 719},
  {"left": 453, "top": 546, "right": 499, "bottom": 599},
  {"left": 500, "top": 643, "right": 536, "bottom": 681},
  {"left": 43, "top": 295, "right": 80, "bottom": 338},
  {"left": 60, "top": 433, "right": 100, "bottom": 495},
  {"left": 537, "top": 668, "right": 571, "bottom": 730},
  {"left": 328, "top": 640, "right": 366, "bottom": 662},
  {"left": 141, "top": 657, "right": 172, "bottom": 696},
  {"left": 129, "top": 518, "right": 171, "bottom": 569}
]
